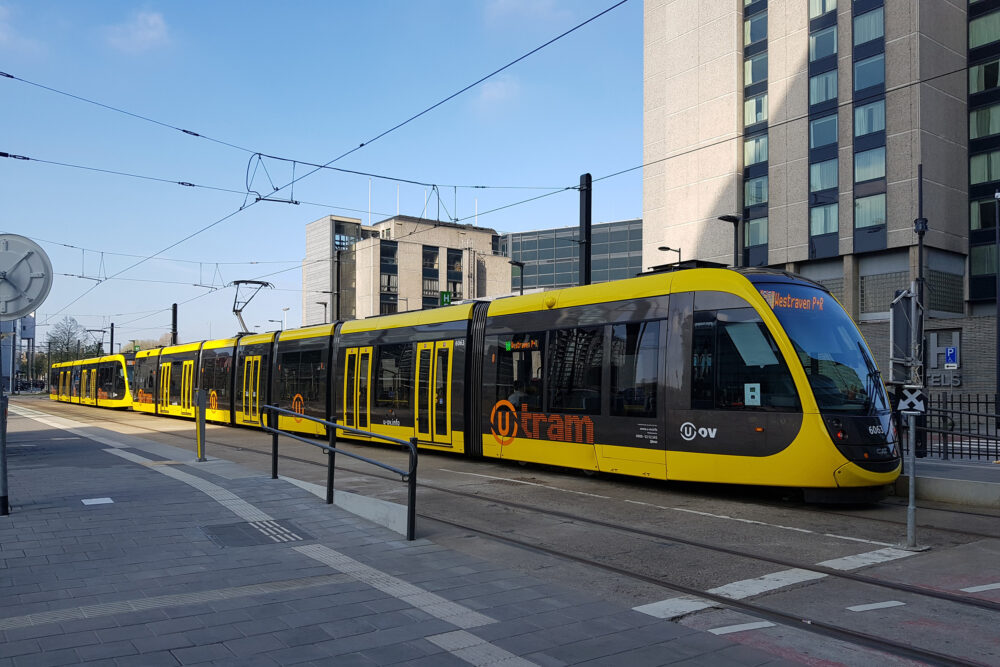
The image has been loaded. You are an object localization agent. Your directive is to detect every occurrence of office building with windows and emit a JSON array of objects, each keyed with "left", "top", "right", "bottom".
[
  {"left": 644, "top": 0, "right": 997, "bottom": 392},
  {"left": 500, "top": 219, "right": 644, "bottom": 292},
  {"left": 302, "top": 215, "right": 510, "bottom": 324}
]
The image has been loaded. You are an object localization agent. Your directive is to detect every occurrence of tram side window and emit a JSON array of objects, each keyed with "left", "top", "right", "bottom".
[
  {"left": 495, "top": 332, "right": 544, "bottom": 411},
  {"left": 376, "top": 343, "right": 413, "bottom": 409},
  {"left": 611, "top": 321, "right": 659, "bottom": 418},
  {"left": 692, "top": 309, "right": 799, "bottom": 411},
  {"left": 548, "top": 326, "right": 603, "bottom": 415},
  {"left": 278, "top": 350, "right": 300, "bottom": 402}
]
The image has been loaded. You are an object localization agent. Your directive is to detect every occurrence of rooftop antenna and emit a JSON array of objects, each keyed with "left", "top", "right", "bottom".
[{"left": 230, "top": 279, "right": 274, "bottom": 334}]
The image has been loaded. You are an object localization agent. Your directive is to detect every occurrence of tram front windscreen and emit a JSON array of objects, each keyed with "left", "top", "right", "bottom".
[{"left": 758, "top": 283, "right": 889, "bottom": 416}]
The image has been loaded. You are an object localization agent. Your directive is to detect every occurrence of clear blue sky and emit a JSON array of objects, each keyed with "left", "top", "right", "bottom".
[{"left": 1, "top": 0, "right": 642, "bottom": 346}]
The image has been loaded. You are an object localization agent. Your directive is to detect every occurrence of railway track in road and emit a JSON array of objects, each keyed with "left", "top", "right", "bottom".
[{"left": 29, "top": 402, "right": 1000, "bottom": 665}]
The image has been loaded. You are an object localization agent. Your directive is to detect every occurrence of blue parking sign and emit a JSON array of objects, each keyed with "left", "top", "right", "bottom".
[{"left": 945, "top": 346, "right": 958, "bottom": 369}]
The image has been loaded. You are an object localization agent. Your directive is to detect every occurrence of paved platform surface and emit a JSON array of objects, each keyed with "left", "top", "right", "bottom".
[
  {"left": 1, "top": 404, "right": 794, "bottom": 666},
  {"left": 895, "top": 456, "right": 1000, "bottom": 509}
]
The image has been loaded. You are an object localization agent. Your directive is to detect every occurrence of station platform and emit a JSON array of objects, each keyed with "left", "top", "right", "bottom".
[
  {"left": 1, "top": 402, "right": 793, "bottom": 666},
  {"left": 893, "top": 456, "right": 1000, "bottom": 509}
]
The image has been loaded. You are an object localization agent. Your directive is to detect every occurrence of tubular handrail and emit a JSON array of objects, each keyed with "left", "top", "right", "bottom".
[{"left": 262, "top": 404, "right": 418, "bottom": 540}]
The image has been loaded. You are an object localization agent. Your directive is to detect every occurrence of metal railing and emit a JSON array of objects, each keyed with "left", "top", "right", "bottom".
[
  {"left": 262, "top": 405, "right": 419, "bottom": 540},
  {"left": 904, "top": 393, "right": 1000, "bottom": 461}
]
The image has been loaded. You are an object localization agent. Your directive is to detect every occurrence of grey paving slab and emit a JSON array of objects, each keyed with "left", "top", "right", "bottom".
[{"left": 1, "top": 405, "right": 814, "bottom": 667}]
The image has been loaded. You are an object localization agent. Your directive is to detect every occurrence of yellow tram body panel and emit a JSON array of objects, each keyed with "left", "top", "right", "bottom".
[
  {"left": 96, "top": 354, "right": 134, "bottom": 409},
  {"left": 132, "top": 349, "right": 160, "bottom": 414},
  {"left": 200, "top": 337, "right": 238, "bottom": 424},
  {"left": 235, "top": 332, "right": 274, "bottom": 429},
  {"left": 156, "top": 342, "right": 203, "bottom": 419},
  {"left": 273, "top": 325, "right": 336, "bottom": 436}
]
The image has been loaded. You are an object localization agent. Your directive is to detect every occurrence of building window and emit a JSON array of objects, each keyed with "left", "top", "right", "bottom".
[
  {"left": 810, "top": 159, "right": 838, "bottom": 192},
  {"left": 380, "top": 273, "right": 398, "bottom": 294},
  {"left": 422, "top": 246, "right": 438, "bottom": 269},
  {"left": 970, "top": 58, "right": 1000, "bottom": 95},
  {"left": 380, "top": 302, "right": 398, "bottom": 315},
  {"left": 380, "top": 243, "right": 397, "bottom": 265},
  {"left": 854, "top": 8, "right": 884, "bottom": 46},
  {"left": 809, "top": 114, "right": 838, "bottom": 148},
  {"left": 971, "top": 198, "right": 998, "bottom": 230},
  {"left": 744, "top": 93, "right": 768, "bottom": 126},
  {"left": 971, "top": 150, "right": 1000, "bottom": 184},
  {"left": 809, "top": 0, "right": 836, "bottom": 20},
  {"left": 809, "top": 70, "right": 837, "bottom": 106},
  {"left": 448, "top": 280, "right": 462, "bottom": 300},
  {"left": 854, "top": 99, "right": 885, "bottom": 136},
  {"left": 446, "top": 249, "right": 462, "bottom": 272},
  {"left": 971, "top": 244, "right": 997, "bottom": 275},
  {"left": 809, "top": 25, "right": 837, "bottom": 62},
  {"left": 854, "top": 54, "right": 885, "bottom": 91},
  {"left": 744, "top": 53, "right": 768, "bottom": 86},
  {"left": 971, "top": 103, "right": 1000, "bottom": 140},
  {"left": 744, "top": 134, "right": 768, "bottom": 166},
  {"left": 854, "top": 147, "right": 886, "bottom": 182},
  {"left": 810, "top": 203, "right": 838, "bottom": 236},
  {"left": 422, "top": 277, "right": 439, "bottom": 296},
  {"left": 855, "top": 193, "right": 886, "bottom": 228},
  {"left": 745, "top": 217, "right": 768, "bottom": 246},
  {"left": 744, "top": 11, "right": 767, "bottom": 45},
  {"left": 744, "top": 176, "right": 768, "bottom": 206},
  {"left": 970, "top": 11, "right": 1000, "bottom": 49}
]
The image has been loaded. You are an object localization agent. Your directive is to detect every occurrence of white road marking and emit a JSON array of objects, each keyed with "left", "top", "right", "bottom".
[
  {"left": 439, "top": 468, "right": 611, "bottom": 499},
  {"left": 817, "top": 547, "right": 914, "bottom": 570},
  {"left": 709, "top": 621, "right": 776, "bottom": 635},
  {"left": 847, "top": 601, "right": 905, "bottom": 612},
  {"left": 634, "top": 547, "right": 916, "bottom": 620},
  {"left": 708, "top": 569, "right": 826, "bottom": 600},
  {"left": 961, "top": 582, "right": 1000, "bottom": 593},
  {"left": 626, "top": 499, "right": 894, "bottom": 547},
  {"left": 426, "top": 630, "right": 539, "bottom": 667},
  {"left": 81, "top": 497, "right": 113, "bottom": 505}
]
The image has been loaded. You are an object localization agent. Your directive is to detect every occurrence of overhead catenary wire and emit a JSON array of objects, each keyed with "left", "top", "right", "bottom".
[{"left": 35, "top": 0, "right": 632, "bottom": 321}]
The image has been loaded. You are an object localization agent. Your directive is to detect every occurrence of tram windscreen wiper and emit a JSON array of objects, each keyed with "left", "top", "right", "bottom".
[{"left": 857, "top": 341, "right": 883, "bottom": 414}]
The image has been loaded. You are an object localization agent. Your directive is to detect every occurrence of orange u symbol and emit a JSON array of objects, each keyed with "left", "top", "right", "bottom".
[
  {"left": 490, "top": 400, "right": 519, "bottom": 446},
  {"left": 292, "top": 394, "right": 305, "bottom": 422}
]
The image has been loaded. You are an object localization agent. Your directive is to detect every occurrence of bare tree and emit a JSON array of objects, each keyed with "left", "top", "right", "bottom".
[{"left": 46, "top": 317, "right": 99, "bottom": 362}]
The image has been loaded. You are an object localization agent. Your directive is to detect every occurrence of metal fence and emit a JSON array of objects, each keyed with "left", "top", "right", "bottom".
[
  {"left": 262, "top": 405, "right": 419, "bottom": 540},
  {"left": 905, "top": 393, "right": 1000, "bottom": 461}
]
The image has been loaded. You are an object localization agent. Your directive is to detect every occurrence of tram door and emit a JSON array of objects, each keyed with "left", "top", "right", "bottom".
[
  {"left": 415, "top": 341, "right": 453, "bottom": 445},
  {"left": 89, "top": 370, "right": 97, "bottom": 404},
  {"left": 242, "top": 355, "right": 262, "bottom": 425},
  {"left": 181, "top": 360, "right": 195, "bottom": 413},
  {"left": 81, "top": 369, "right": 89, "bottom": 402},
  {"left": 342, "top": 347, "right": 372, "bottom": 433},
  {"left": 159, "top": 362, "right": 171, "bottom": 412}
]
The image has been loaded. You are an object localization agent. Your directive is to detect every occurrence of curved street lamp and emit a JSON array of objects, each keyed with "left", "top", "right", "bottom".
[{"left": 717, "top": 214, "right": 743, "bottom": 268}]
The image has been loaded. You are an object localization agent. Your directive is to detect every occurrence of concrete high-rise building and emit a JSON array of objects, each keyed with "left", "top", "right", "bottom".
[
  {"left": 644, "top": 0, "right": 997, "bottom": 393},
  {"left": 302, "top": 215, "right": 510, "bottom": 325}
]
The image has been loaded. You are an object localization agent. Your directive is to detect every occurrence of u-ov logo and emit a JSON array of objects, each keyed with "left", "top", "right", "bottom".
[
  {"left": 680, "top": 421, "right": 717, "bottom": 441},
  {"left": 490, "top": 400, "right": 518, "bottom": 446}
]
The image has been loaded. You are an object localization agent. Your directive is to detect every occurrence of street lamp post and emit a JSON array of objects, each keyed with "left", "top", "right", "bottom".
[
  {"left": 657, "top": 246, "right": 681, "bottom": 263},
  {"left": 717, "top": 214, "right": 743, "bottom": 268},
  {"left": 281, "top": 307, "right": 289, "bottom": 330},
  {"left": 268, "top": 319, "right": 281, "bottom": 331},
  {"left": 509, "top": 260, "right": 525, "bottom": 296},
  {"left": 316, "top": 301, "right": 328, "bottom": 324}
]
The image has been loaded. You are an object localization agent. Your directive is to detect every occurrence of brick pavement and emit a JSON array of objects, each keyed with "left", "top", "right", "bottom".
[{"left": 1, "top": 405, "right": 792, "bottom": 666}]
